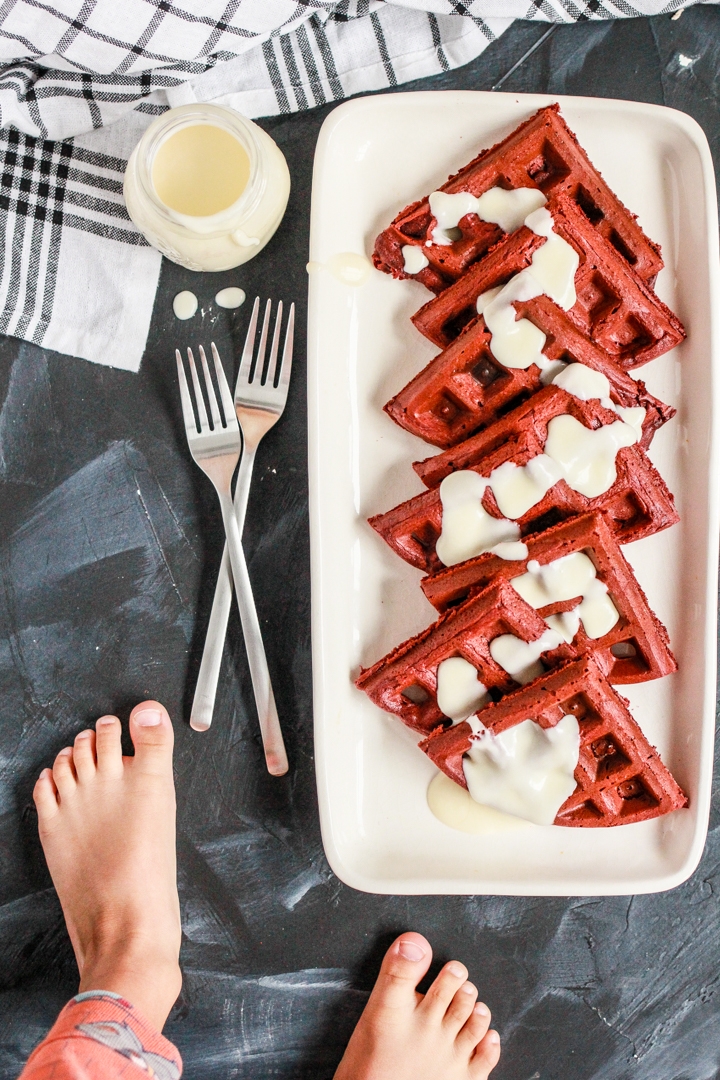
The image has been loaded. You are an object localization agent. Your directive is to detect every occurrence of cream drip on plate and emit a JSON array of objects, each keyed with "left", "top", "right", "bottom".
[
  {"left": 436, "top": 656, "right": 489, "bottom": 721},
  {"left": 427, "top": 771, "right": 531, "bottom": 833},
  {"left": 462, "top": 714, "right": 580, "bottom": 825},
  {"left": 306, "top": 252, "right": 373, "bottom": 285},
  {"left": 429, "top": 187, "right": 547, "bottom": 245}
]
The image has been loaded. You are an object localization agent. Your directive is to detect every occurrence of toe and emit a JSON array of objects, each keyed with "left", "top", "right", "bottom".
[
  {"left": 420, "top": 960, "right": 469, "bottom": 1019},
  {"left": 33, "top": 768, "right": 60, "bottom": 822},
  {"left": 95, "top": 715, "right": 123, "bottom": 777},
  {"left": 470, "top": 1029, "right": 501, "bottom": 1078},
  {"left": 444, "top": 981, "right": 478, "bottom": 1032},
  {"left": 73, "top": 730, "right": 96, "bottom": 780},
  {"left": 129, "top": 701, "right": 174, "bottom": 776},
  {"left": 52, "top": 747, "right": 77, "bottom": 798},
  {"left": 457, "top": 1000, "right": 491, "bottom": 1052},
  {"left": 366, "top": 933, "right": 433, "bottom": 1013}
]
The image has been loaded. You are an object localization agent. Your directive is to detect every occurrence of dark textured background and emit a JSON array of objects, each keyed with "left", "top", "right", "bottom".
[{"left": 1, "top": 10, "right": 720, "bottom": 1079}]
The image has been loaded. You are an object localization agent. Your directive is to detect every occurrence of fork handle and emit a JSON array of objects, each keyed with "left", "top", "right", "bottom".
[
  {"left": 190, "top": 448, "right": 255, "bottom": 734},
  {"left": 214, "top": 489, "right": 288, "bottom": 776}
]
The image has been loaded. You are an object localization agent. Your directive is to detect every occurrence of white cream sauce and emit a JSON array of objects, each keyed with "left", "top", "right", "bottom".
[
  {"left": 429, "top": 186, "right": 547, "bottom": 245},
  {"left": 436, "top": 656, "right": 489, "bottom": 721},
  {"left": 614, "top": 406, "right": 646, "bottom": 441},
  {"left": 475, "top": 207, "right": 579, "bottom": 370},
  {"left": 510, "top": 552, "right": 620, "bottom": 640},
  {"left": 306, "top": 252, "right": 373, "bottom": 285},
  {"left": 427, "top": 771, "right": 531, "bottom": 833},
  {"left": 435, "top": 471, "right": 522, "bottom": 567},
  {"left": 488, "top": 456, "right": 564, "bottom": 520},
  {"left": 462, "top": 714, "right": 580, "bottom": 825},
  {"left": 544, "top": 413, "right": 639, "bottom": 498},
  {"left": 551, "top": 364, "right": 647, "bottom": 439},
  {"left": 402, "top": 244, "right": 430, "bottom": 274},
  {"left": 552, "top": 362, "right": 611, "bottom": 403},
  {"left": 215, "top": 286, "right": 245, "bottom": 309},
  {"left": 544, "top": 608, "right": 581, "bottom": 644},
  {"left": 489, "top": 627, "right": 564, "bottom": 685},
  {"left": 436, "top": 407, "right": 639, "bottom": 568},
  {"left": 173, "top": 290, "right": 198, "bottom": 319}
]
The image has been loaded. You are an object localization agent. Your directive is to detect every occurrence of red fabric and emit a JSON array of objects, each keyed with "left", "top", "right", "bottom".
[{"left": 19, "top": 991, "right": 182, "bottom": 1080}]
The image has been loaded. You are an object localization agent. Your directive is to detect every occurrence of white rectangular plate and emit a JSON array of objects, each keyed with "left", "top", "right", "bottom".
[{"left": 307, "top": 91, "right": 720, "bottom": 895}]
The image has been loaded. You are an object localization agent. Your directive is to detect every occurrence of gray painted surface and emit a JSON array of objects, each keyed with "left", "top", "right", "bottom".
[{"left": 1, "top": 12, "right": 719, "bottom": 1079}]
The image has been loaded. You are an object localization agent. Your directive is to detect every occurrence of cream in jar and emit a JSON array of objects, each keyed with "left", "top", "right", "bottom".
[{"left": 124, "top": 103, "right": 290, "bottom": 272}]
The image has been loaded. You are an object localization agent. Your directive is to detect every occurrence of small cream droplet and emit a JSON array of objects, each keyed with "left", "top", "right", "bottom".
[
  {"left": 215, "top": 287, "right": 246, "bottom": 309},
  {"left": 328, "top": 252, "right": 372, "bottom": 286},
  {"left": 306, "top": 253, "right": 372, "bottom": 286},
  {"left": 173, "top": 291, "right": 198, "bottom": 320}
]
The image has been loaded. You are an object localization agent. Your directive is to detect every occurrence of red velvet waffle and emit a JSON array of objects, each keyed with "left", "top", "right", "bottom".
[
  {"left": 355, "top": 578, "right": 553, "bottom": 734},
  {"left": 411, "top": 194, "right": 684, "bottom": 369},
  {"left": 421, "top": 511, "right": 676, "bottom": 684},
  {"left": 373, "top": 104, "right": 663, "bottom": 293},
  {"left": 420, "top": 656, "right": 687, "bottom": 827},
  {"left": 370, "top": 386, "right": 678, "bottom": 574},
  {"left": 385, "top": 297, "right": 674, "bottom": 450}
]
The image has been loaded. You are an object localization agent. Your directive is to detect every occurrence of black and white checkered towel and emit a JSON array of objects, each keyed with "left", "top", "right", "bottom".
[{"left": 0, "top": 0, "right": 710, "bottom": 371}]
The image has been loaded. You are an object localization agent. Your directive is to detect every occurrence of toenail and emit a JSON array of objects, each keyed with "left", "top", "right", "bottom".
[
  {"left": 397, "top": 938, "right": 427, "bottom": 962},
  {"left": 96, "top": 715, "right": 117, "bottom": 727},
  {"left": 134, "top": 707, "right": 163, "bottom": 727},
  {"left": 75, "top": 730, "right": 92, "bottom": 740},
  {"left": 474, "top": 1002, "right": 490, "bottom": 1016},
  {"left": 447, "top": 962, "right": 466, "bottom": 978},
  {"left": 487, "top": 1030, "right": 500, "bottom": 1044},
  {"left": 460, "top": 982, "right": 476, "bottom": 995}
]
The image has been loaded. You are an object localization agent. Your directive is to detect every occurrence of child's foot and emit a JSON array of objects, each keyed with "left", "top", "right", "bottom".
[
  {"left": 334, "top": 933, "right": 500, "bottom": 1080},
  {"left": 33, "top": 702, "right": 182, "bottom": 1032}
]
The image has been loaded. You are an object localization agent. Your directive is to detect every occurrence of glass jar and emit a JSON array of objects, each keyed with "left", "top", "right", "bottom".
[{"left": 123, "top": 103, "right": 291, "bottom": 272}]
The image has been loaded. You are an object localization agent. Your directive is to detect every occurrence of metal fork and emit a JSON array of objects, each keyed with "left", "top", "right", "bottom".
[
  {"left": 176, "top": 340, "right": 288, "bottom": 775},
  {"left": 190, "top": 298, "right": 295, "bottom": 741}
]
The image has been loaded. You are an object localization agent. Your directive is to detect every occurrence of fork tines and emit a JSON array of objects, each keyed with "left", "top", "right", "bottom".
[{"left": 235, "top": 297, "right": 295, "bottom": 402}]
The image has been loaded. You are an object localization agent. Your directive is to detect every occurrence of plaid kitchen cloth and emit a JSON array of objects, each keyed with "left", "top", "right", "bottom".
[{"left": 0, "top": 0, "right": 712, "bottom": 372}]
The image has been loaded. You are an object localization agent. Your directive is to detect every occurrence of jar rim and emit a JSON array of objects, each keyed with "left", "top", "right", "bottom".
[{"left": 133, "top": 103, "right": 266, "bottom": 236}]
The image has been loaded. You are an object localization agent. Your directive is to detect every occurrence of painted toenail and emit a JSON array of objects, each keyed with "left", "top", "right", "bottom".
[
  {"left": 474, "top": 1002, "right": 490, "bottom": 1016},
  {"left": 397, "top": 939, "right": 426, "bottom": 961},
  {"left": 134, "top": 708, "right": 163, "bottom": 727},
  {"left": 96, "top": 715, "right": 117, "bottom": 727},
  {"left": 447, "top": 962, "right": 466, "bottom": 978}
]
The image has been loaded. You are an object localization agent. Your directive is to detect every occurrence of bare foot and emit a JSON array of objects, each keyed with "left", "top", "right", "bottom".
[
  {"left": 33, "top": 701, "right": 182, "bottom": 1031},
  {"left": 334, "top": 932, "right": 500, "bottom": 1080}
]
